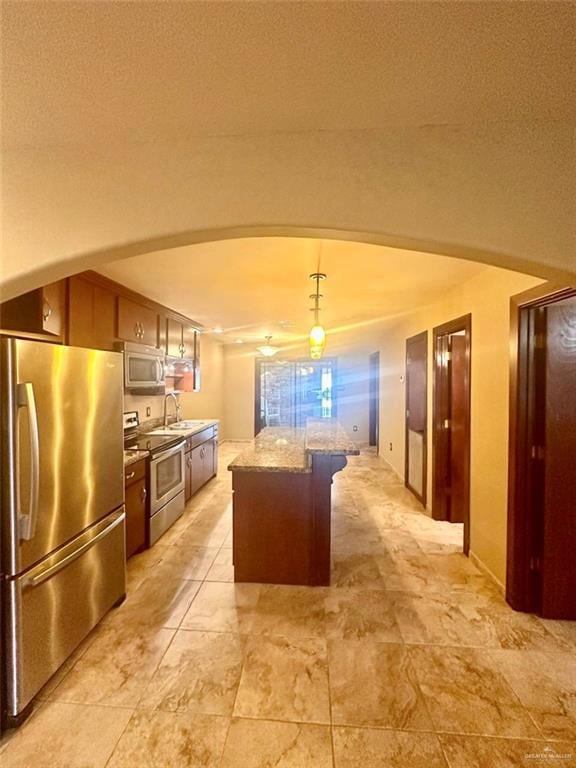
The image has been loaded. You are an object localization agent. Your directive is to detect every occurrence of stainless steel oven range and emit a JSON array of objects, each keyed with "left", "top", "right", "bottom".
[{"left": 125, "top": 429, "right": 186, "bottom": 545}]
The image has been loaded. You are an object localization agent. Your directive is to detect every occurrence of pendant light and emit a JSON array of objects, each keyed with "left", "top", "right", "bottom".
[
  {"left": 309, "top": 271, "right": 327, "bottom": 359},
  {"left": 256, "top": 335, "right": 279, "bottom": 357}
]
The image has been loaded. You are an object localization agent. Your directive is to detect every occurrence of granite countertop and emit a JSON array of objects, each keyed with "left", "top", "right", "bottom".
[
  {"left": 123, "top": 449, "right": 149, "bottom": 468},
  {"left": 228, "top": 419, "right": 359, "bottom": 474}
]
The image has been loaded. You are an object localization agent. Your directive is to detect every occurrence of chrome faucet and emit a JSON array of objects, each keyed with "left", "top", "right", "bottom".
[{"left": 163, "top": 392, "right": 182, "bottom": 426}]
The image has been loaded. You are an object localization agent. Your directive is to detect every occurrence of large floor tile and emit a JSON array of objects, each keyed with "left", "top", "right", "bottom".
[
  {"left": 153, "top": 544, "right": 219, "bottom": 580},
  {"left": 492, "top": 649, "right": 576, "bottom": 741},
  {"left": 0, "top": 702, "right": 133, "bottom": 768},
  {"left": 329, "top": 640, "right": 432, "bottom": 730},
  {"left": 105, "top": 576, "right": 202, "bottom": 631},
  {"left": 440, "top": 734, "right": 576, "bottom": 768},
  {"left": 106, "top": 710, "right": 229, "bottom": 768},
  {"left": 220, "top": 718, "right": 333, "bottom": 768},
  {"left": 249, "top": 584, "right": 328, "bottom": 638},
  {"left": 333, "top": 726, "right": 447, "bottom": 768},
  {"left": 205, "top": 547, "right": 235, "bottom": 582},
  {"left": 389, "top": 590, "right": 501, "bottom": 647},
  {"left": 331, "top": 553, "right": 386, "bottom": 588},
  {"left": 324, "top": 587, "right": 403, "bottom": 641},
  {"left": 234, "top": 635, "right": 331, "bottom": 724},
  {"left": 139, "top": 629, "right": 244, "bottom": 715},
  {"left": 410, "top": 645, "right": 540, "bottom": 737},
  {"left": 181, "top": 581, "right": 260, "bottom": 633},
  {"left": 50, "top": 625, "right": 174, "bottom": 707}
]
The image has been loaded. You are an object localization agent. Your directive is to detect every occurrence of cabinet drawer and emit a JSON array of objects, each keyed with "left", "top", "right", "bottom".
[
  {"left": 189, "top": 426, "right": 214, "bottom": 449},
  {"left": 124, "top": 459, "right": 146, "bottom": 485}
]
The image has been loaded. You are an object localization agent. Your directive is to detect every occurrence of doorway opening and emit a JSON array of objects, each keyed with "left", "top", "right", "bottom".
[
  {"left": 507, "top": 285, "right": 576, "bottom": 619},
  {"left": 432, "top": 315, "right": 471, "bottom": 555},
  {"left": 254, "top": 358, "right": 338, "bottom": 435},
  {"left": 368, "top": 351, "right": 380, "bottom": 452},
  {"left": 405, "top": 332, "right": 427, "bottom": 506}
]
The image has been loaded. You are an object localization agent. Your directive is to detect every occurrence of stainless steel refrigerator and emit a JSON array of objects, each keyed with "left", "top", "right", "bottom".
[{"left": 1, "top": 337, "right": 126, "bottom": 726}]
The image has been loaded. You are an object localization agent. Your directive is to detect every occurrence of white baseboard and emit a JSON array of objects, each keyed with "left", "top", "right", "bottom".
[{"left": 469, "top": 550, "right": 505, "bottom": 595}]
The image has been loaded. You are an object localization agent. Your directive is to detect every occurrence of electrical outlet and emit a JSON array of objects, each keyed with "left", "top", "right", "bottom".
[
  {"left": 146, "top": 406, "right": 151, "bottom": 417},
  {"left": 389, "top": 442, "right": 393, "bottom": 451},
  {"left": 353, "top": 425, "right": 359, "bottom": 432}
]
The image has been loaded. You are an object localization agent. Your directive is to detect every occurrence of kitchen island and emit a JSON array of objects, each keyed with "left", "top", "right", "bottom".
[{"left": 228, "top": 420, "right": 359, "bottom": 586}]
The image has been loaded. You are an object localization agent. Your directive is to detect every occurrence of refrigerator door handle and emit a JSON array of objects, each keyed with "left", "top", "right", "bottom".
[
  {"left": 22, "top": 511, "right": 125, "bottom": 589},
  {"left": 17, "top": 382, "right": 40, "bottom": 541}
]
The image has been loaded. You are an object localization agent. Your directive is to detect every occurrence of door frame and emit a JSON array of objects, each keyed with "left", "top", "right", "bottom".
[
  {"left": 405, "top": 331, "right": 428, "bottom": 505},
  {"left": 368, "top": 351, "right": 380, "bottom": 451},
  {"left": 506, "top": 282, "right": 576, "bottom": 612},
  {"left": 432, "top": 314, "right": 471, "bottom": 554}
]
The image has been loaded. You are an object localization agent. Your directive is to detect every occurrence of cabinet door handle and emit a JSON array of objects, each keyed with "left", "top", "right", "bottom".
[
  {"left": 125, "top": 470, "right": 136, "bottom": 480},
  {"left": 134, "top": 323, "right": 140, "bottom": 338},
  {"left": 140, "top": 487, "right": 147, "bottom": 503},
  {"left": 42, "top": 300, "right": 52, "bottom": 322}
]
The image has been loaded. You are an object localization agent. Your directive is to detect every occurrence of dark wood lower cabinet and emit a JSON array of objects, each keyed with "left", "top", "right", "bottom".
[
  {"left": 184, "top": 431, "right": 218, "bottom": 502},
  {"left": 124, "top": 460, "right": 147, "bottom": 559}
]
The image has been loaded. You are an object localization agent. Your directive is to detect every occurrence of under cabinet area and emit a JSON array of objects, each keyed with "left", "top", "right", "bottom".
[
  {"left": 124, "top": 459, "right": 147, "bottom": 558},
  {"left": 184, "top": 425, "right": 218, "bottom": 501}
]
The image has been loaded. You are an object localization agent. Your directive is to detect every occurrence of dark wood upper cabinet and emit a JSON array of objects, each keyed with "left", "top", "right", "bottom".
[
  {"left": 68, "top": 275, "right": 117, "bottom": 351},
  {"left": 183, "top": 324, "right": 195, "bottom": 359},
  {"left": 117, "top": 297, "right": 158, "bottom": 347},
  {"left": 166, "top": 317, "right": 185, "bottom": 357},
  {"left": 0, "top": 280, "right": 66, "bottom": 339}
]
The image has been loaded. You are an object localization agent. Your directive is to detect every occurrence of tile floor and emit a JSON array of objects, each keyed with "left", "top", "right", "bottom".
[{"left": 2, "top": 443, "right": 576, "bottom": 767}]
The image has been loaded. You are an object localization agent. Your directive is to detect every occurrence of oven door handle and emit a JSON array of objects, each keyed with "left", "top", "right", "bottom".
[{"left": 150, "top": 440, "right": 186, "bottom": 464}]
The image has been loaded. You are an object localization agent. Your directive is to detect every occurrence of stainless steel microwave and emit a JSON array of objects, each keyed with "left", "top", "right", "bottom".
[{"left": 115, "top": 341, "right": 165, "bottom": 395}]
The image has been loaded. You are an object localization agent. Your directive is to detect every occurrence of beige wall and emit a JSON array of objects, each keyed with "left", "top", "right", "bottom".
[
  {"left": 377, "top": 269, "right": 544, "bottom": 586},
  {"left": 124, "top": 335, "right": 225, "bottom": 429},
  {"left": 179, "top": 335, "right": 224, "bottom": 425}
]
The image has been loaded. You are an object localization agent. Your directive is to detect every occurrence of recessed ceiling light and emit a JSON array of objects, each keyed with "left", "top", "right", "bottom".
[
  {"left": 234, "top": 338, "right": 244, "bottom": 344},
  {"left": 213, "top": 327, "right": 224, "bottom": 334}
]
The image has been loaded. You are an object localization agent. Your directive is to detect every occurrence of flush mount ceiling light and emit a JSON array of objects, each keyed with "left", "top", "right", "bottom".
[
  {"left": 212, "top": 327, "right": 224, "bottom": 334},
  {"left": 309, "top": 271, "right": 327, "bottom": 359},
  {"left": 256, "top": 335, "right": 279, "bottom": 357}
]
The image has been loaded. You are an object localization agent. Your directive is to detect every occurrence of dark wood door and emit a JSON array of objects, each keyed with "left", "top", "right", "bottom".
[
  {"left": 541, "top": 297, "right": 576, "bottom": 618},
  {"left": 182, "top": 325, "right": 196, "bottom": 359},
  {"left": 368, "top": 352, "right": 380, "bottom": 449},
  {"left": 185, "top": 450, "right": 192, "bottom": 501},
  {"left": 117, "top": 297, "right": 157, "bottom": 346},
  {"left": 166, "top": 318, "right": 184, "bottom": 357},
  {"left": 405, "top": 332, "right": 427, "bottom": 504},
  {"left": 190, "top": 444, "right": 205, "bottom": 495},
  {"left": 68, "top": 276, "right": 117, "bottom": 350},
  {"left": 42, "top": 281, "right": 65, "bottom": 337},
  {"left": 448, "top": 335, "right": 468, "bottom": 523}
]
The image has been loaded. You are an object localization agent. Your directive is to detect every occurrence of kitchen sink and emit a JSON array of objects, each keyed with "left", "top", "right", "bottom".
[{"left": 168, "top": 420, "right": 208, "bottom": 429}]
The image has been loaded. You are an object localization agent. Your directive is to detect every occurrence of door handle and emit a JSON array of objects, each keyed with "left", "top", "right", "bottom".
[
  {"left": 17, "top": 382, "right": 40, "bottom": 540},
  {"left": 125, "top": 470, "right": 136, "bottom": 480},
  {"left": 140, "top": 487, "right": 147, "bottom": 503}
]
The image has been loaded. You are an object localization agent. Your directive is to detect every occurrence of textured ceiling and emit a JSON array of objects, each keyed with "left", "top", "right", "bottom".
[
  {"left": 3, "top": 2, "right": 575, "bottom": 147},
  {"left": 98, "top": 237, "right": 487, "bottom": 346}
]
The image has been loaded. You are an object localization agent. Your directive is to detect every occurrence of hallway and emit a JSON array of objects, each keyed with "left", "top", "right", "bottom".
[{"left": 1, "top": 444, "right": 575, "bottom": 767}]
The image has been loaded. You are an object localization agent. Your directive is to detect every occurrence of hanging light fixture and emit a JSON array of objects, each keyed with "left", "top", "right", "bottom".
[
  {"left": 309, "top": 271, "right": 327, "bottom": 359},
  {"left": 256, "top": 335, "right": 279, "bottom": 357}
]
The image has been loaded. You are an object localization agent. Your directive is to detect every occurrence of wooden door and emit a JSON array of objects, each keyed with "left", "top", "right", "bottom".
[
  {"left": 405, "top": 332, "right": 427, "bottom": 504},
  {"left": 182, "top": 325, "right": 196, "bottom": 358},
  {"left": 368, "top": 352, "right": 380, "bottom": 449},
  {"left": 185, "top": 449, "right": 193, "bottom": 501},
  {"left": 448, "top": 335, "right": 468, "bottom": 523},
  {"left": 432, "top": 315, "right": 471, "bottom": 553},
  {"left": 190, "top": 444, "right": 204, "bottom": 495},
  {"left": 540, "top": 297, "right": 576, "bottom": 618},
  {"left": 42, "top": 281, "right": 65, "bottom": 337},
  {"left": 117, "top": 297, "right": 157, "bottom": 346},
  {"left": 67, "top": 276, "right": 94, "bottom": 347},
  {"left": 166, "top": 318, "right": 184, "bottom": 357}
]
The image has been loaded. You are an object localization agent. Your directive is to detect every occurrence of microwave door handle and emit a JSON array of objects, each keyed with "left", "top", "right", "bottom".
[
  {"left": 157, "top": 358, "right": 164, "bottom": 382},
  {"left": 17, "top": 382, "right": 40, "bottom": 540}
]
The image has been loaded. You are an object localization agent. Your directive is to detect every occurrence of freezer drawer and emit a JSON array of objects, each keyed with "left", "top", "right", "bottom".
[{"left": 4, "top": 509, "right": 126, "bottom": 720}]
